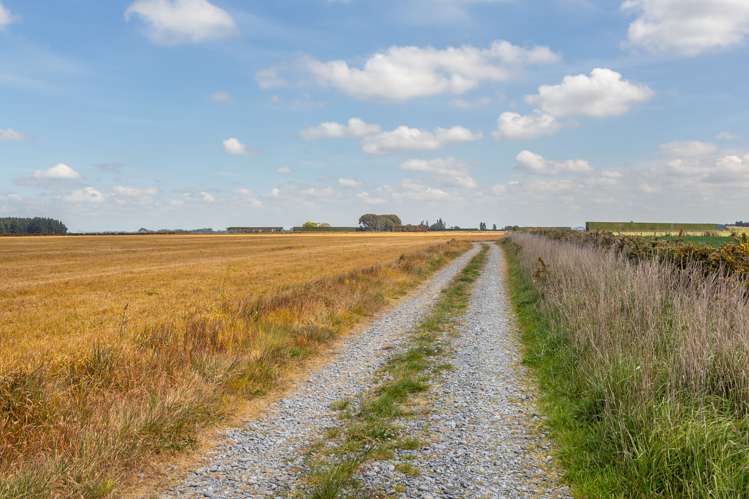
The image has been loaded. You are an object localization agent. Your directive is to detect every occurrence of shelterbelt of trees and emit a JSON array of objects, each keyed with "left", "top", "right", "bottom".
[{"left": 0, "top": 217, "right": 68, "bottom": 235}]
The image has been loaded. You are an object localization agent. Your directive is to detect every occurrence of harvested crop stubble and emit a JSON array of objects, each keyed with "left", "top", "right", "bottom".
[
  {"left": 509, "top": 233, "right": 749, "bottom": 497},
  {"left": 0, "top": 233, "right": 493, "bottom": 497}
]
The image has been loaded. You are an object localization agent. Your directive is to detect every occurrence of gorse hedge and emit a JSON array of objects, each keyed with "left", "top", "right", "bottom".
[{"left": 534, "top": 229, "right": 749, "bottom": 279}]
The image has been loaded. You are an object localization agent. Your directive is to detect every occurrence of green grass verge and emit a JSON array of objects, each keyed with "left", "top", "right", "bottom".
[
  {"left": 502, "top": 239, "right": 749, "bottom": 498},
  {"left": 304, "top": 245, "right": 489, "bottom": 498},
  {"left": 653, "top": 235, "right": 735, "bottom": 247}
]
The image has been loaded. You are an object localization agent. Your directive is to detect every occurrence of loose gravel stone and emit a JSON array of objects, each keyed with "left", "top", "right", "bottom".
[
  {"left": 359, "top": 244, "right": 570, "bottom": 498},
  {"left": 162, "top": 245, "right": 480, "bottom": 498}
]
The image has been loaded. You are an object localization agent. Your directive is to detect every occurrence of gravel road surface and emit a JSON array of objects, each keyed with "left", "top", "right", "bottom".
[
  {"left": 359, "top": 243, "right": 570, "bottom": 498},
  {"left": 163, "top": 245, "right": 480, "bottom": 498}
]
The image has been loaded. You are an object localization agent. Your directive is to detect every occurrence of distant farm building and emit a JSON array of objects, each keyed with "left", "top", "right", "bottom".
[{"left": 227, "top": 227, "right": 284, "bottom": 234}]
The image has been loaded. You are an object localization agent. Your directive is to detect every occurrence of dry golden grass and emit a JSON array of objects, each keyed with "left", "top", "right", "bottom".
[{"left": 0, "top": 232, "right": 499, "bottom": 497}]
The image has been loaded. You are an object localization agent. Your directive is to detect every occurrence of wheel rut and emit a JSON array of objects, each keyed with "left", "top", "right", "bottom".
[
  {"left": 162, "top": 245, "right": 481, "bottom": 498},
  {"left": 358, "top": 243, "right": 570, "bottom": 498}
]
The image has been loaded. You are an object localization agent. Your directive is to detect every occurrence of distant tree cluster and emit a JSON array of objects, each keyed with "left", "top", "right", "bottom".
[
  {"left": 302, "top": 221, "right": 331, "bottom": 229},
  {"left": 0, "top": 217, "right": 68, "bottom": 235},
  {"left": 357, "top": 214, "right": 500, "bottom": 232},
  {"left": 358, "top": 214, "right": 402, "bottom": 231},
  {"left": 735, "top": 221, "right": 749, "bottom": 228},
  {"left": 430, "top": 218, "right": 446, "bottom": 231}
]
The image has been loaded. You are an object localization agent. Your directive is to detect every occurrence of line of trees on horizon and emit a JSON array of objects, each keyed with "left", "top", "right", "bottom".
[
  {"left": 358, "top": 214, "right": 498, "bottom": 232},
  {"left": 0, "top": 217, "right": 68, "bottom": 235}
]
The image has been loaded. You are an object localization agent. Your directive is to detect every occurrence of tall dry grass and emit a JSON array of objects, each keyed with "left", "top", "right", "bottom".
[
  {"left": 510, "top": 233, "right": 749, "bottom": 497},
  {"left": 0, "top": 234, "right": 488, "bottom": 497}
]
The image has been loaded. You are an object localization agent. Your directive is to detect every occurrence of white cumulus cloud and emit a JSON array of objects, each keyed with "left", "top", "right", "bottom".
[
  {"left": 0, "top": 128, "right": 24, "bottom": 141},
  {"left": 338, "top": 178, "right": 362, "bottom": 188},
  {"left": 401, "top": 158, "right": 477, "bottom": 188},
  {"left": 516, "top": 150, "right": 594, "bottom": 176},
  {"left": 112, "top": 186, "right": 159, "bottom": 205},
  {"left": 33, "top": 163, "right": 81, "bottom": 180},
  {"left": 362, "top": 126, "right": 482, "bottom": 154},
  {"left": 526, "top": 68, "right": 654, "bottom": 118},
  {"left": 67, "top": 187, "right": 104, "bottom": 204},
  {"left": 301, "top": 118, "right": 381, "bottom": 140},
  {"left": 223, "top": 137, "right": 248, "bottom": 155},
  {"left": 622, "top": 0, "right": 749, "bottom": 56},
  {"left": 0, "top": 3, "right": 16, "bottom": 29},
  {"left": 395, "top": 179, "right": 451, "bottom": 201},
  {"left": 236, "top": 188, "right": 263, "bottom": 207},
  {"left": 301, "top": 40, "right": 559, "bottom": 100},
  {"left": 356, "top": 191, "right": 386, "bottom": 205},
  {"left": 660, "top": 140, "right": 718, "bottom": 157},
  {"left": 493, "top": 111, "right": 561, "bottom": 140},
  {"left": 125, "top": 0, "right": 237, "bottom": 45}
]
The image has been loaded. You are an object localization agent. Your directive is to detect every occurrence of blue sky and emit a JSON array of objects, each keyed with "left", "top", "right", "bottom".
[{"left": 1, "top": 0, "right": 748, "bottom": 231}]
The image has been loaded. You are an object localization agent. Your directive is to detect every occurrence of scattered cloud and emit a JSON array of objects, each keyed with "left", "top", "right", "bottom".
[
  {"left": 301, "top": 118, "right": 381, "bottom": 140},
  {"left": 200, "top": 191, "right": 216, "bottom": 203},
  {"left": 33, "top": 163, "right": 81, "bottom": 180},
  {"left": 356, "top": 191, "right": 386, "bottom": 205},
  {"left": 299, "top": 40, "right": 559, "bottom": 100},
  {"left": 256, "top": 67, "right": 288, "bottom": 89},
  {"left": 0, "top": 3, "right": 17, "bottom": 29},
  {"left": 394, "top": 179, "right": 451, "bottom": 201},
  {"left": 491, "top": 184, "right": 508, "bottom": 195},
  {"left": 210, "top": 90, "right": 232, "bottom": 104},
  {"left": 235, "top": 188, "right": 263, "bottom": 207},
  {"left": 493, "top": 111, "right": 561, "bottom": 140},
  {"left": 395, "top": 0, "right": 514, "bottom": 25},
  {"left": 717, "top": 131, "right": 738, "bottom": 141},
  {"left": 652, "top": 140, "right": 749, "bottom": 185},
  {"left": 516, "top": 150, "right": 594, "bottom": 175},
  {"left": 362, "top": 126, "right": 482, "bottom": 154},
  {"left": 95, "top": 162, "right": 125, "bottom": 174},
  {"left": 622, "top": 0, "right": 749, "bottom": 56},
  {"left": 125, "top": 0, "right": 237, "bottom": 45},
  {"left": 269, "top": 183, "right": 339, "bottom": 204},
  {"left": 67, "top": 187, "right": 104, "bottom": 204},
  {"left": 276, "top": 165, "right": 292, "bottom": 174},
  {"left": 223, "top": 137, "right": 249, "bottom": 155},
  {"left": 0, "top": 128, "right": 25, "bottom": 141},
  {"left": 338, "top": 177, "right": 362, "bottom": 188},
  {"left": 660, "top": 140, "right": 717, "bottom": 158},
  {"left": 112, "top": 186, "right": 159, "bottom": 204},
  {"left": 400, "top": 157, "right": 477, "bottom": 188},
  {"left": 450, "top": 96, "right": 493, "bottom": 109},
  {"left": 527, "top": 68, "right": 654, "bottom": 118}
]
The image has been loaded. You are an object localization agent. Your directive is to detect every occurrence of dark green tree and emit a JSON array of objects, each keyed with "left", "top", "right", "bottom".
[{"left": 0, "top": 217, "right": 68, "bottom": 235}]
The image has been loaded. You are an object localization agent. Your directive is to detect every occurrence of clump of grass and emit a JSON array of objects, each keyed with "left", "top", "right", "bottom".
[
  {"left": 503, "top": 235, "right": 749, "bottom": 498},
  {"left": 305, "top": 246, "right": 488, "bottom": 497},
  {"left": 0, "top": 238, "right": 474, "bottom": 497}
]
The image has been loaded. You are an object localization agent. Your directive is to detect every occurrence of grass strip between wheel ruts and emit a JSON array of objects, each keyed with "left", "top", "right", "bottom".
[{"left": 303, "top": 245, "right": 490, "bottom": 498}]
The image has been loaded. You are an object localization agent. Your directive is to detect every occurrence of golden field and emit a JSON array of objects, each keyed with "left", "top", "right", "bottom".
[{"left": 0, "top": 232, "right": 499, "bottom": 497}]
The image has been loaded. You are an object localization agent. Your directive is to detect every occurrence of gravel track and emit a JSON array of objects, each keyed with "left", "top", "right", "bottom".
[
  {"left": 163, "top": 245, "right": 480, "bottom": 498},
  {"left": 359, "top": 244, "right": 570, "bottom": 498}
]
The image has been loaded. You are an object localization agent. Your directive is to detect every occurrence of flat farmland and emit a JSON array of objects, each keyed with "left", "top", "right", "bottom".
[{"left": 0, "top": 232, "right": 499, "bottom": 496}]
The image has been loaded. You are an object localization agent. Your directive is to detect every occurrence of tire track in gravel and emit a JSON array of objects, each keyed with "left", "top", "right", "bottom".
[
  {"left": 359, "top": 243, "right": 571, "bottom": 498},
  {"left": 162, "top": 244, "right": 481, "bottom": 498}
]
